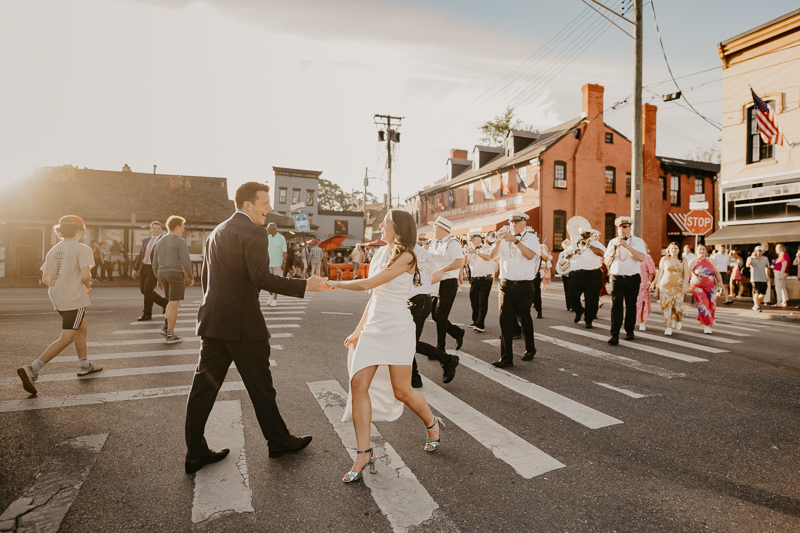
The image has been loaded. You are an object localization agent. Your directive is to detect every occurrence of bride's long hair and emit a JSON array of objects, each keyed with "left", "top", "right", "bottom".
[{"left": 384, "top": 209, "right": 421, "bottom": 286}]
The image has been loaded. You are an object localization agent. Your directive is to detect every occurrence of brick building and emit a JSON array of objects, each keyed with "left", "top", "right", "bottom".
[{"left": 410, "top": 84, "right": 719, "bottom": 260}]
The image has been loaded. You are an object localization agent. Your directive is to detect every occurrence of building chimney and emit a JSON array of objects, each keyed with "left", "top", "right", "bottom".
[
  {"left": 122, "top": 164, "right": 132, "bottom": 172},
  {"left": 582, "top": 84, "right": 604, "bottom": 121},
  {"left": 643, "top": 103, "right": 657, "bottom": 161},
  {"left": 450, "top": 149, "right": 468, "bottom": 160}
]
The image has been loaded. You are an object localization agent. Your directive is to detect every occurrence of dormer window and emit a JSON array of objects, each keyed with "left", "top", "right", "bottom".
[{"left": 605, "top": 133, "right": 614, "bottom": 144}]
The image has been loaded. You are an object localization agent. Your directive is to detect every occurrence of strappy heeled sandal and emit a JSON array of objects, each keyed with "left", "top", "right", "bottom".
[
  {"left": 343, "top": 447, "right": 376, "bottom": 483},
  {"left": 424, "top": 417, "right": 446, "bottom": 452}
]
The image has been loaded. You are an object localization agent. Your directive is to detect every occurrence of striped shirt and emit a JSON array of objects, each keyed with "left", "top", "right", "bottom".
[{"left": 309, "top": 246, "right": 324, "bottom": 263}]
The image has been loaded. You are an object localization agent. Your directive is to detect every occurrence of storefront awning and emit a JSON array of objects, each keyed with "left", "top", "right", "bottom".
[
  {"left": 705, "top": 221, "right": 800, "bottom": 245},
  {"left": 449, "top": 208, "right": 538, "bottom": 236},
  {"left": 666, "top": 213, "right": 691, "bottom": 236}
]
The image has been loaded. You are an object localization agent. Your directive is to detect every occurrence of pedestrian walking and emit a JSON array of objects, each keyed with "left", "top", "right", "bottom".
[
  {"left": 604, "top": 216, "right": 647, "bottom": 345},
  {"left": 746, "top": 246, "right": 770, "bottom": 312},
  {"left": 772, "top": 244, "right": 790, "bottom": 307},
  {"left": 110, "top": 239, "right": 123, "bottom": 278},
  {"left": 713, "top": 245, "right": 734, "bottom": 305},
  {"left": 466, "top": 232, "right": 494, "bottom": 332},
  {"left": 98, "top": 241, "right": 112, "bottom": 280},
  {"left": 293, "top": 247, "right": 303, "bottom": 278},
  {"left": 309, "top": 241, "right": 323, "bottom": 277},
  {"left": 17, "top": 216, "right": 102, "bottom": 395},
  {"left": 729, "top": 248, "right": 746, "bottom": 299},
  {"left": 265, "top": 223, "right": 287, "bottom": 307},
  {"left": 489, "top": 211, "right": 541, "bottom": 367},
  {"left": 152, "top": 215, "right": 194, "bottom": 344},
  {"left": 326, "top": 210, "right": 445, "bottom": 484},
  {"left": 131, "top": 221, "right": 168, "bottom": 321},
  {"left": 683, "top": 244, "right": 724, "bottom": 334},
  {"left": 429, "top": 217, "right": 466, "bottom": 352},
  {"left": 351, "top": 243, "right": 364, "bottom": 279},
  {"left": 90, "top": 239, "right": 101, "bottom": 281},
  {"left": 635, "top": 247, "right": 657, "bottom": 331},
  {"left": 651, "top": 242, "right": 686, "bottom": 336},
  {"left": 184, "top": 182, "right": 330, "bottom": 475}
]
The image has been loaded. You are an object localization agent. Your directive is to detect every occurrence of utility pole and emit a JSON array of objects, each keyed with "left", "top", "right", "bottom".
[
  {"left": 374, "top": 114, "right": 403, "bottom": 209},
  {"left": 363, "top": 167, "right": 369, "bottom": 242},
  {"left": 631, "top": 0, "right": 643, "bottom": 238}
]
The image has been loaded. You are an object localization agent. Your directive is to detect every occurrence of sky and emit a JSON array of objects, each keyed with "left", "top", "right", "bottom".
[{"left": 1, "top": 0, "right": 798, "bottom": 205}]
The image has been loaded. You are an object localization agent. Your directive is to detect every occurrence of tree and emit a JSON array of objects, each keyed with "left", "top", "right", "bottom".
[
  {"left": 684, "top": 144, "right": 721, "bottom": 164},
  {"left": 317, "top": 178, "right": 379, "bottom": 211},
  {"left": 478, "top": 106, "right": 536, "bottom": 146}
]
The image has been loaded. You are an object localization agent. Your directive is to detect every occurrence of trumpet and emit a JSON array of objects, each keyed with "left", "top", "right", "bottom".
[
  {"left": 496, "top": 227, "right": 514, "bottom": 242},
  {"left": 485, "top": 230, "right": 497, "bottom": 244}
]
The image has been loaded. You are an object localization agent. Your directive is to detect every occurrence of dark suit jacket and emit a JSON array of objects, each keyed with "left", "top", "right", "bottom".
[
  {"left": 197, "top": 212, "right": 306, "bottom": 342},
  {"left": 132, "top": 236, "right": 159, "bottom": 274}
]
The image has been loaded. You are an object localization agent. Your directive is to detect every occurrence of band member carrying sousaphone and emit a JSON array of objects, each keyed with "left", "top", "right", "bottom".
[{"left": 556, "top": 216, "right": 605, "bottom": 329}]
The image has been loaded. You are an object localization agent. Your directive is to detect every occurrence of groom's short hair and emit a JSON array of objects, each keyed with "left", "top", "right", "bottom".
[{"left": 235, "top": 182, "right": 271, "bottom": 210}]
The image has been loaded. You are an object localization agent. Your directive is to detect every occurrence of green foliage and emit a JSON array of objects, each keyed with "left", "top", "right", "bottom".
[
  {"left": 478, "top": 106, "right": 535, "bottom": 146},
  {"left": 684, "top": 144, "right": 721, "bottom": 164},
  {"left": 317, "top": 178, "right": 379, "bottom": 211}
]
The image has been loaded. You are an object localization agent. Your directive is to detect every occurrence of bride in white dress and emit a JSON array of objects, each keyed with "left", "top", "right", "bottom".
[{"left": 326, "top": 210, "right": 445, "bottom": 483}]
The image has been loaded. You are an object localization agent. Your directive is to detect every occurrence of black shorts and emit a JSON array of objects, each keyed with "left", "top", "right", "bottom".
[
  {"left": 159, "top": 271, "right": 186, "bottom": 301},
  {"left": 752, "top": 281, "right": 768, "bottom": 295},
  {"left": 58, "top": 308, "right": 86, "bottom": 330},
  {"left": 720, "top": 272, "right": 730, "bottom": 284}
]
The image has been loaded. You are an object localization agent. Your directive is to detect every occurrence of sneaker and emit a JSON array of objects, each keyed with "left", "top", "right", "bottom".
[
  {"left": 17, "top": 365, "right": 38, "bottom": 395},
  {"left": 270, "top": 300, "right": 278, "bottom": 307},
  {"left": 165, "top": 334, "right": 184, "bottom": 344},
  {"left": 160, "top": 325, "right": 168, "bottom": 337},
  {"left": 703, "top": 326, "right": 712, "bottom": 334},
  {"left": 676, "top": 321, "right": 682, "bottom": 331},
  {"left": 77, "top": 363, "right": 103, "bottom": 376},
  {"left": 664, "top": 327, "right": 672, "bottom": 336},
  {"left": 473, "top": 326, "right": 485, "bottom": 333},
  {"left": 751, "top": 305, "right": 760, "bottom": 312},
  {"left": 638, "top": 323, "right": 646, "bottom": 331},
  {"left": 265, "top": 295, "right": 274, "bottom": 305}
]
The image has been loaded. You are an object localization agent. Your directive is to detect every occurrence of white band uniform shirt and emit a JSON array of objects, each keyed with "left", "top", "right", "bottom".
[
  {"left": 411, "top": 244, "right": 436, "bottom": 297},
  {"left": 605, "top": 236, "right": 646, "bottom": 276},
  {"left": 565, "top": 241, "right": 606, "bottom": 271},
  {"left": 469, "top": 244, "right": 496, "bottom": 278},
  {"left": 41, "top": 240, "right": 94, "bottom": 311},
  {"left": 499, "top": 231, "right": 541, "bottom": 281},
  {"left": 431, "top": 237, "right": 465, "bottom": 280}
]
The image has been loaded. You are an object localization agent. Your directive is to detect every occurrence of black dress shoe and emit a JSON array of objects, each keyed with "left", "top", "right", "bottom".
[
  {"left": 625, "top": 333, "right": 635, "bottom": 341},
  {"left": 513, "top": 333, "right": 523, "bottom": 339},
  {"left": 136, "top": 315, "right": 152, "bottom": 321},
  {"left": 574, "top": 311, "right": 583, "bottom": 324},
  {"left": 185, "top": 448, "right": 230, "bottom": 474},
  {"left": 536, "top": 313, "right": 543, "bottom": 319},
  {"left": 268, "top": 435, "right": 312, "bottom": 458},
  {"left": 607, "top": 336, "right": 619, "bottom": 346},
  {"left": 442, "top": 355, "right": 459, "bottom": 383},
  {"left": 521, "top": 350, "right": 535, "bottom": 361},
  {"left": 455, "top": 328, "right": 465, "bottom": 351},
  {"left": 492, "top": 360, "right": 514, "bottom": 368},
  {"left": 411, "top": 374, "right": 423, "bottom": 388},
  {"left": 585, "top": 322, "right": 593, "bottom": 329}
]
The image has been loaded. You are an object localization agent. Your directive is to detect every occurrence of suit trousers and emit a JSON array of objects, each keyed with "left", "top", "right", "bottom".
[
  {"left": 562, "top": 273, "right": 571, "bottom": 310},
  {"left": 409, "top": 294, "right": 452, "bottom": 377},
  {"left": 609, "top": 274, "right": 641, "bottom": 338},
  {"left": 532, "top": 273, "right": 542, "bottom": 314},
  {"left": 139, "top": 264, "right": 167, "bottom": 316},
  {"left": 434, "top": 278, "right": 463, "bottom": 350},
  {"left": 499, "top": 279, "right": 535, "bottom": 363},
  {"left": 569, "top": 269, "right": 603, "bottom": 324},
  {"left": 185, "top": 337, "right": 290, "bottom": 459},
  {"left": 469, "top": 277, "right": 493, "bottom": 329}
]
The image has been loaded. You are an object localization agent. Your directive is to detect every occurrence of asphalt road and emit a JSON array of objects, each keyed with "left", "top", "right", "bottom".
[{"left": 1, "top": 282, "right": 799, "bottom": 532}]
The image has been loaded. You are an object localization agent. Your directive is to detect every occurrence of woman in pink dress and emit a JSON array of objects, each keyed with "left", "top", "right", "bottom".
[
  {"left": 635, "top": 247, "right": 657, "bottom": 331},
  {"left": 682, "top": 244, "right": 724, "bottom": 334}
]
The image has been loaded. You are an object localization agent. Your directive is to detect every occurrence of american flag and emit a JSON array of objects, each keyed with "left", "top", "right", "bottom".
[{"left": 751, "top": 89, "right": 793, "bottom": 149}]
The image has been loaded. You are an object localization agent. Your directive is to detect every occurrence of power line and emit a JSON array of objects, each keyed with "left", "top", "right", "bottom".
[{"left": 644, "top": 65, "right": 721, "bottom": 89}]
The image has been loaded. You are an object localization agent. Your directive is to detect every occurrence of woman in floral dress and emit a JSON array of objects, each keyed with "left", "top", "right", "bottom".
[
  {"left": 635, "top": 247, "right": 657, "bottom": 331},
  {"left": 651, "top": 242, "right": 686, "bottom": 336},
  {"left": 683, "top": 244, "right": 724, "bottom": 334}
]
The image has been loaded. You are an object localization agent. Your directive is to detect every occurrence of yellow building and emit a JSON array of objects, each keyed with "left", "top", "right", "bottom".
[{"left": 708, "top": 8, "right": 800, "bottom": 299}]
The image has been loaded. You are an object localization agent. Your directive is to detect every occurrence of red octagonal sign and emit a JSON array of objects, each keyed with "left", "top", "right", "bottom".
[{"left": 685, "top": 210, "right": 714, "bottom": 235}]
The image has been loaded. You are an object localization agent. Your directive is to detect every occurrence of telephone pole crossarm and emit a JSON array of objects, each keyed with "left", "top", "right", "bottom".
[{"left": 374, "top": 114, "right": 404, "bottom": 210}]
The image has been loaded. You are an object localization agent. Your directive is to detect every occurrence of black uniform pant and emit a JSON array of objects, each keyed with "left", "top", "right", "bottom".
[
  {"left": 499, "top": 279, "right": 535, "bottom": 363},
  {"left": 570, "top": 269, "right": 603, "bottom": 324},
  {"left": 185, "top": 337, "right": 290, "bottom": 460},
  {"left": 609, "top": 274, "right": 641, "bottom": 338},
  {"left": 533, "top": 272, "right": 542, "bottom": 314},
  {"left": 434, "top": 278, "right": 463, "bottom": 350},
  {"left": 409, "top": 294, "right": 452, "bottom": 377},
  {"left": 562, "top": 273, "right": 571, "bottom": 310},
  {"left": 469, "top": 276, "right": 493, "bottom": 329},
  {"left": 139, "top": 264, "right": 168, "bottom": 316}
]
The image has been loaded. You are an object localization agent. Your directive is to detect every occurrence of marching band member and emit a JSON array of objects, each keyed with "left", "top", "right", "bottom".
[
  {"left": 559, "top": 238, "right": 573, "bottom": 311},
  {"left": 533, "top": 238, "right": 551, "bottom": 318},
  {"left": 489, "top": 211, "right": 540, "bottom": 368},
  {"left": 604, "top": 216, "right": 647, "bottom": 345},
  {"left": 562, "top": 227, "right": 605, "bottom": 328},
  {"left": 466, "top": 232, "right": 494, "bottom": 333},
  {"left": 430, "top": 217, "right": 466, "bottom": 352}
]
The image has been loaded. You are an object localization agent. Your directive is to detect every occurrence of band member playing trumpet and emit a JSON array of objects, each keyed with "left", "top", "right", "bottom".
[
  {"left": 604, "top": 216, "right": 647, "bottom": 345},
  {"left": 489, "top": 211, "right": 540, "bottom": 368},
  {"left": 466, "top": 232, "right": 494, "bottom": 332},
  {"left": 561, "top": 227, "right": 606, "bottom": 328},
  {"left": 430, "top": 217, "right": 466, "bottom": 352}
]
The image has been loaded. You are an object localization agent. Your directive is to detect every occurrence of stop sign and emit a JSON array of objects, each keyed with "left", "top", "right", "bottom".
[{"left": 685, "top": 210, "right": 713, "bottom": 235}]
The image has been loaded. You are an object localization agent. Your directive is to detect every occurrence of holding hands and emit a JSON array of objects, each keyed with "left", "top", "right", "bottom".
[{"left": 306, "top": 275, "right": 332, "bottom": 292}]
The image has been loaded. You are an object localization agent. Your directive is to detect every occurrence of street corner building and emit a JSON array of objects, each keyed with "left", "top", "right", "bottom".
[
  {"left": 0, "top": 164, "right": 234, "bottom": 286},
  {"left": 707, "top": 8, "right": 800, "bottom": 300},
  {"left": 405, "top": 83, "right": 720, "bottom": 269}
]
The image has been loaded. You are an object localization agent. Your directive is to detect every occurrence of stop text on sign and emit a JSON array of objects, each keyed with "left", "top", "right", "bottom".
[{"left": 685, "top": 209, "right": 713, "bottom": 235}]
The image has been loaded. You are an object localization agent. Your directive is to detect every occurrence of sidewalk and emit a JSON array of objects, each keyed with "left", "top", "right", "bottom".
[{"left": 713, "top": 296, "right": 800, "bottom": 323}]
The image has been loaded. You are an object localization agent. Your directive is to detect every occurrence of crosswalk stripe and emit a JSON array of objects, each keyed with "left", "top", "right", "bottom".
[
  {"left": 176, "top": 311, "right": 307, "bottom": 317},
  {"left": 0, "top": 434, "right": 108, "bottom": 531},
  {"left": 191, "top": 400, "right": 254, "bottom": 523},
  {"left": 320, "top": 312, "right": 354, "bottom": 315},
  {"left": 86, "top": 335, "right": 291, "bottom": 347},
  {"left": 307, "top": 380, "right": 454, "bottom": 532},
  {"left": 420, "top": 377, "right": 566, "bottom": 478},
  {"left": 453, "top": 352, "right": 622, "bottom": 429},
  {"left": 588, "top": 321, "right": 727, "bottom": 353},
  {"left": 629, "top": 322, "right": 741, "bottom": 344},
  {"left": 0, "top": 382, "right": 247, "bottom": 413},
  {"left": 52, "top": 348, "right": 198, "bottom": 362},
  {"left": 594, "top": 383, "right": 650, "bottom": 398},
  {"left": 549, "top": 326, "right": 708, "bottom": 363},
  {"left": 514, "top": 334, "right": 686, "bottom": 378},
  {"left": 129, "top": 317, "right": 301, "bottom": 325},
  {"left": 113, "top": 324, "right": 300, "bottom": 334},
  {"left": 645, "top": 318, "right": 751, "bottom": 337}
]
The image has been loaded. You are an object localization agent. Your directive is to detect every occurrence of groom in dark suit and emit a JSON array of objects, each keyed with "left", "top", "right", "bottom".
[{"left": 184, "top": 181, "right": 331, "bottom": 474}]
